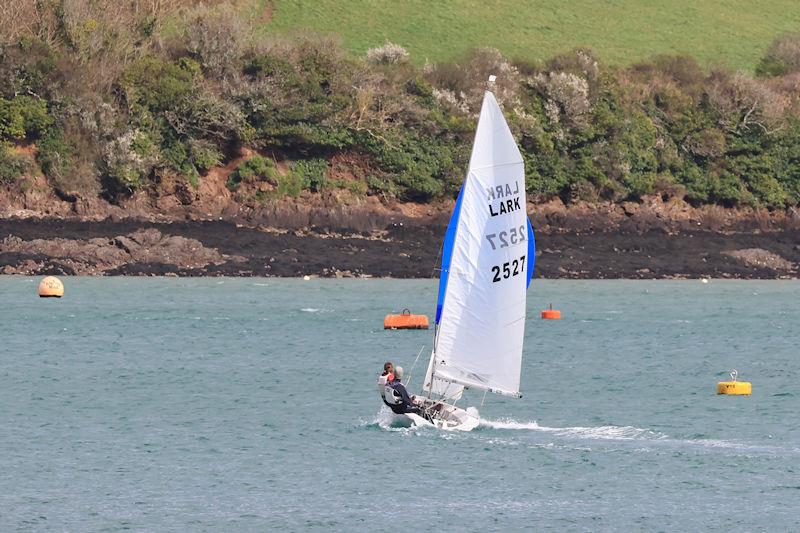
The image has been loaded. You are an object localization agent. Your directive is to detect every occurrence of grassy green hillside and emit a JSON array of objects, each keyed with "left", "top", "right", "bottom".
[{"left": 264, "top": 0, "right": 800, "bottom": 71}]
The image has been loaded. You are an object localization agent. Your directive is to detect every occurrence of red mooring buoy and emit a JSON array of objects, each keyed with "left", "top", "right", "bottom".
[{"left": 541, "top": 303, "right": 561, "bottom": 320}]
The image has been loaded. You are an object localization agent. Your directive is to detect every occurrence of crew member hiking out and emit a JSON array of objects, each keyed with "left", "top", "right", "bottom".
[
  {"left": 383, "top": 366, "right": 429, "bottom": 419},
  {"left": 378, "top": 361, "right": 396, "bottom": 407}
]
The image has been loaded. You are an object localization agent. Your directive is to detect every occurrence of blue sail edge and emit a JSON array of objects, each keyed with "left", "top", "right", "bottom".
[
  {"left": 526, "top": 217, "right": 535, "bottom": 289},
  {"left": 435, "top": 185, "right": 465, "bottom": 324}
]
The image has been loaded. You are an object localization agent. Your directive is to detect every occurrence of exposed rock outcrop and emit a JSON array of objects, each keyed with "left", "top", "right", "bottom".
[
  {"left": 0, "top": 228, "right": 242, "bottom": 275},
  {"left": 722, "top": 248, "right": 796, "bottom": 272},
  {"left": 0, "top": 218, "right": 799, "bottom": 278}
]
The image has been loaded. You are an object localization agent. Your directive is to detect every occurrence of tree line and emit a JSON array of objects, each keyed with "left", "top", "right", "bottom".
[{"left": 1, "top": 1, "right": 799, "bottom": 208}]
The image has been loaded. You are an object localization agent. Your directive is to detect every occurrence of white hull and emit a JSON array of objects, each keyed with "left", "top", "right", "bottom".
[{"left": 392, "top": 403, "right": 480, "bottom": 432}]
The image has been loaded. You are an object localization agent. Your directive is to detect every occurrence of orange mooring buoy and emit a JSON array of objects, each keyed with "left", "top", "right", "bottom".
[
  {"left": 384, "top": 308, "right": 429, "bottom": 329},
  {"left": 541, "top": 303, "right": 561, "bottom": 320}
]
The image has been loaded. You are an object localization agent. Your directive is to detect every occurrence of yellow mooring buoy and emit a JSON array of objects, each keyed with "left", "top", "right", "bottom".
[
  {"left": 38, "top": 276, "right": 64, "bottom": 298},
  {"left": 717, "top": 369, "right": 751, "bottom": 395}
]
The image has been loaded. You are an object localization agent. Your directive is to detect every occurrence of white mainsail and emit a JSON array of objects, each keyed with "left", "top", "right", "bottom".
[
  {"left": 422, "top": 349, "right": 463, "bottom": 400},
  {"left": 429, "top": 90, "right": 532, "bottom": 398}
]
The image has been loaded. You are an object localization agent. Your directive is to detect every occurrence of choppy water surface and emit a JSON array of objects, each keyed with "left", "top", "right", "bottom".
[{"left": 1, "top": 277, "right": 798, "bottom": 531}]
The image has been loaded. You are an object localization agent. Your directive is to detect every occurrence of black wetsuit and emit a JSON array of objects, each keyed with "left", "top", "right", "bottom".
[{"left": 387, "top": 380, "right": 425, "bottom": 417}]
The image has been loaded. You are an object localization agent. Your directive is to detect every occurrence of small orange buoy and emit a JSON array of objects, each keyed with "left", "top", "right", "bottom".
[
  {"left": 384, "top": 308, "right": 429, "bottom": 330},
  {"left": 541, "top": 303, "right": 561, "bottom": 320},
  {"left": 38, "top": 276, "right": 64, "bottom": 298}
]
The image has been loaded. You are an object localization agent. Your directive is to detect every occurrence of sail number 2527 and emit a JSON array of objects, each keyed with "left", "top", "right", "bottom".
[
  {"left": 485, "top": 224, "right": 527, "bottom": 250},
  {"left": 491, "top": 255, "right": 526, "bottom": 283}
]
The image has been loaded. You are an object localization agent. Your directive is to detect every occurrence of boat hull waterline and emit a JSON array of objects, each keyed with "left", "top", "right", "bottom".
[{"left": 390, "top": 404, "right": 480, "bottom": 431}]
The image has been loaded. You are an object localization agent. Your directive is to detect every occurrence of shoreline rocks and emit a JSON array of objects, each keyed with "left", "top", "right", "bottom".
[{"left": 0, "top": 217, "right": 798, "bottom": 279}]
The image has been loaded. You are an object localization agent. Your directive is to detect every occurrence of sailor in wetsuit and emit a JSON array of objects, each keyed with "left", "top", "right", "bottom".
[{"left": 383, "top": 366, "right": 428, "bottom": 419}]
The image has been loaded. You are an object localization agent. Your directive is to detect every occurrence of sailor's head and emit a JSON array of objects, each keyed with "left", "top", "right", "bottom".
[
  {"left": 394, "top": 366, "right": 404, "bottom": 379},
  {"left": 384, "top": 361, "right": 394, "bottom": 373}
]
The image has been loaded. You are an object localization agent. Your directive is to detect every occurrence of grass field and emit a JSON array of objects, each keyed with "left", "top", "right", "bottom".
[{"left": 262, "top": 0, "right": 800, "bottom": 71}]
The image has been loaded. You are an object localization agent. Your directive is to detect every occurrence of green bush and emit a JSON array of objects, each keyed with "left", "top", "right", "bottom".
[
  {"left": 226, "top": 155, "right": 276, "bottom": 191},
  {"left": 327, "top": 177, "right": 368, "bottom": 195},
  {"left": 357, "top": 131, "right": 460, "bottom": 200},
  {"left": 121, "top": 56, "right": 197, "bottom": 112},
  {"left": 276, "top": 172, "right": 303, "bottom": 198},
  {"left": 0, "top": 144, "right": 29, "bottom": 183},
  {"left": 103, "top": 160, "right": 143, "bottom": 191},
  {"left": 678, "top": 163, "right": 711, "bottom": 204},
  {"left": 36, "top": 130, "right": 73, "bottom": 185},
  {"left": 160, "top": 136, "right": 191, "bottom": 176},
  {"left": 244, "top": 54, "right": 295, "bottom": 79},
  {"left": 0, "top": 95, "right": 51, "bottom": 142},
  {"left": 188, "top": 140, "right": 222, "bottom": 174},
  {"left": 157, "top": 131, "right": 220, "bottom": 189},
  {"left": 366, "top": 174, "right": 398, "bottom": 196},
  {"left": 0, "top": 98, "right": 26, "bottom": 140},
  {"left": 623, "top": 172, "right": 657, "bottom": 199},
  {"left": 292, "top": 158, "right": 328, "bottom": 192}
]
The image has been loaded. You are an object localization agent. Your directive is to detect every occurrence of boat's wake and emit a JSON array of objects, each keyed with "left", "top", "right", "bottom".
[
  {"left": 476, "top": 417, "right": 800, "bottom": 455},
  {"left": 365, "top": 412, "right": 799, "bottom": 455},
  {"left": 479, "top": 418, "right": 663, "bottom": 440}
]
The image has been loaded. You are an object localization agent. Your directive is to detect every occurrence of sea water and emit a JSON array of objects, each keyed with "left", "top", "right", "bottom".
[{"left": 0, "top": 277, "right": 798, "bottom": 531}]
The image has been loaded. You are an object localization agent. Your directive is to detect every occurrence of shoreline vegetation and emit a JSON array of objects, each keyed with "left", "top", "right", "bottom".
[{"left": 1, "top": 1, "right": 799, "bottom": 278}]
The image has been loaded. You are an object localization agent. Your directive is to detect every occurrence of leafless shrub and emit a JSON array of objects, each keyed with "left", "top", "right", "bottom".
[
  {"left": 542, "top": 48, "right": 601, "bottom": 98},
  {"left": 630, "top": 55, "right": 705, "bottom": 89},
  {"left": 760, "top": 34, "right": 800, "bottom": 74},
  {"left": 425, "top": 48, "right": 520, "bottom": 115},
  {"left": 530, "top": 71, "right": 591, "bottom": 129},
  {"left": 0, "top": 0, "right": 227, "bottom": 91},
  {"left": 180, "top": 6, "right": 250, "bottom": 79},
  {"left": 707, "top": 71, "right": 789, "bottom": 134},
  {"left": 347, "top": 71, "right": 402, "bottom": 131},
  {"left": 430, "top": 87, "right": 470, "bottom": 115},
  {"left": 365, "top": 42, "right": 410, "bottom": 65},
  {"left": 0, "top": 2, "right": 37, "bottom": 43},
  {"left": 620, "top": 55, "right": 706, "bottom": 111}
]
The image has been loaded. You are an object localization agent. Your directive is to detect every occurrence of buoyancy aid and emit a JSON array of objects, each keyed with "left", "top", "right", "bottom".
[
  {"left": 383, "top": 383, "right": 403, "bottom": 405},
  {"left": 378, "top": 375, "right": 401, "bottom": 407}
]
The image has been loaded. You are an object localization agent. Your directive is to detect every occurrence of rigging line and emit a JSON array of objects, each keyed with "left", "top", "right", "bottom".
[
  {"left": 431, "top": 236, "right": 444, "bottom": 279},
  {"left": 467, "top": 160, "right": 523, "bottom": 172},
  {"left": 404, "top": 345, "right": 425, "bottom": 389}
]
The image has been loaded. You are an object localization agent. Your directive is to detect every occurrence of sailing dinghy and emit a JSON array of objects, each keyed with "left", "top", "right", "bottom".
[{"left": 384, "top": 80, "right": 535, "bottom": 431}]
